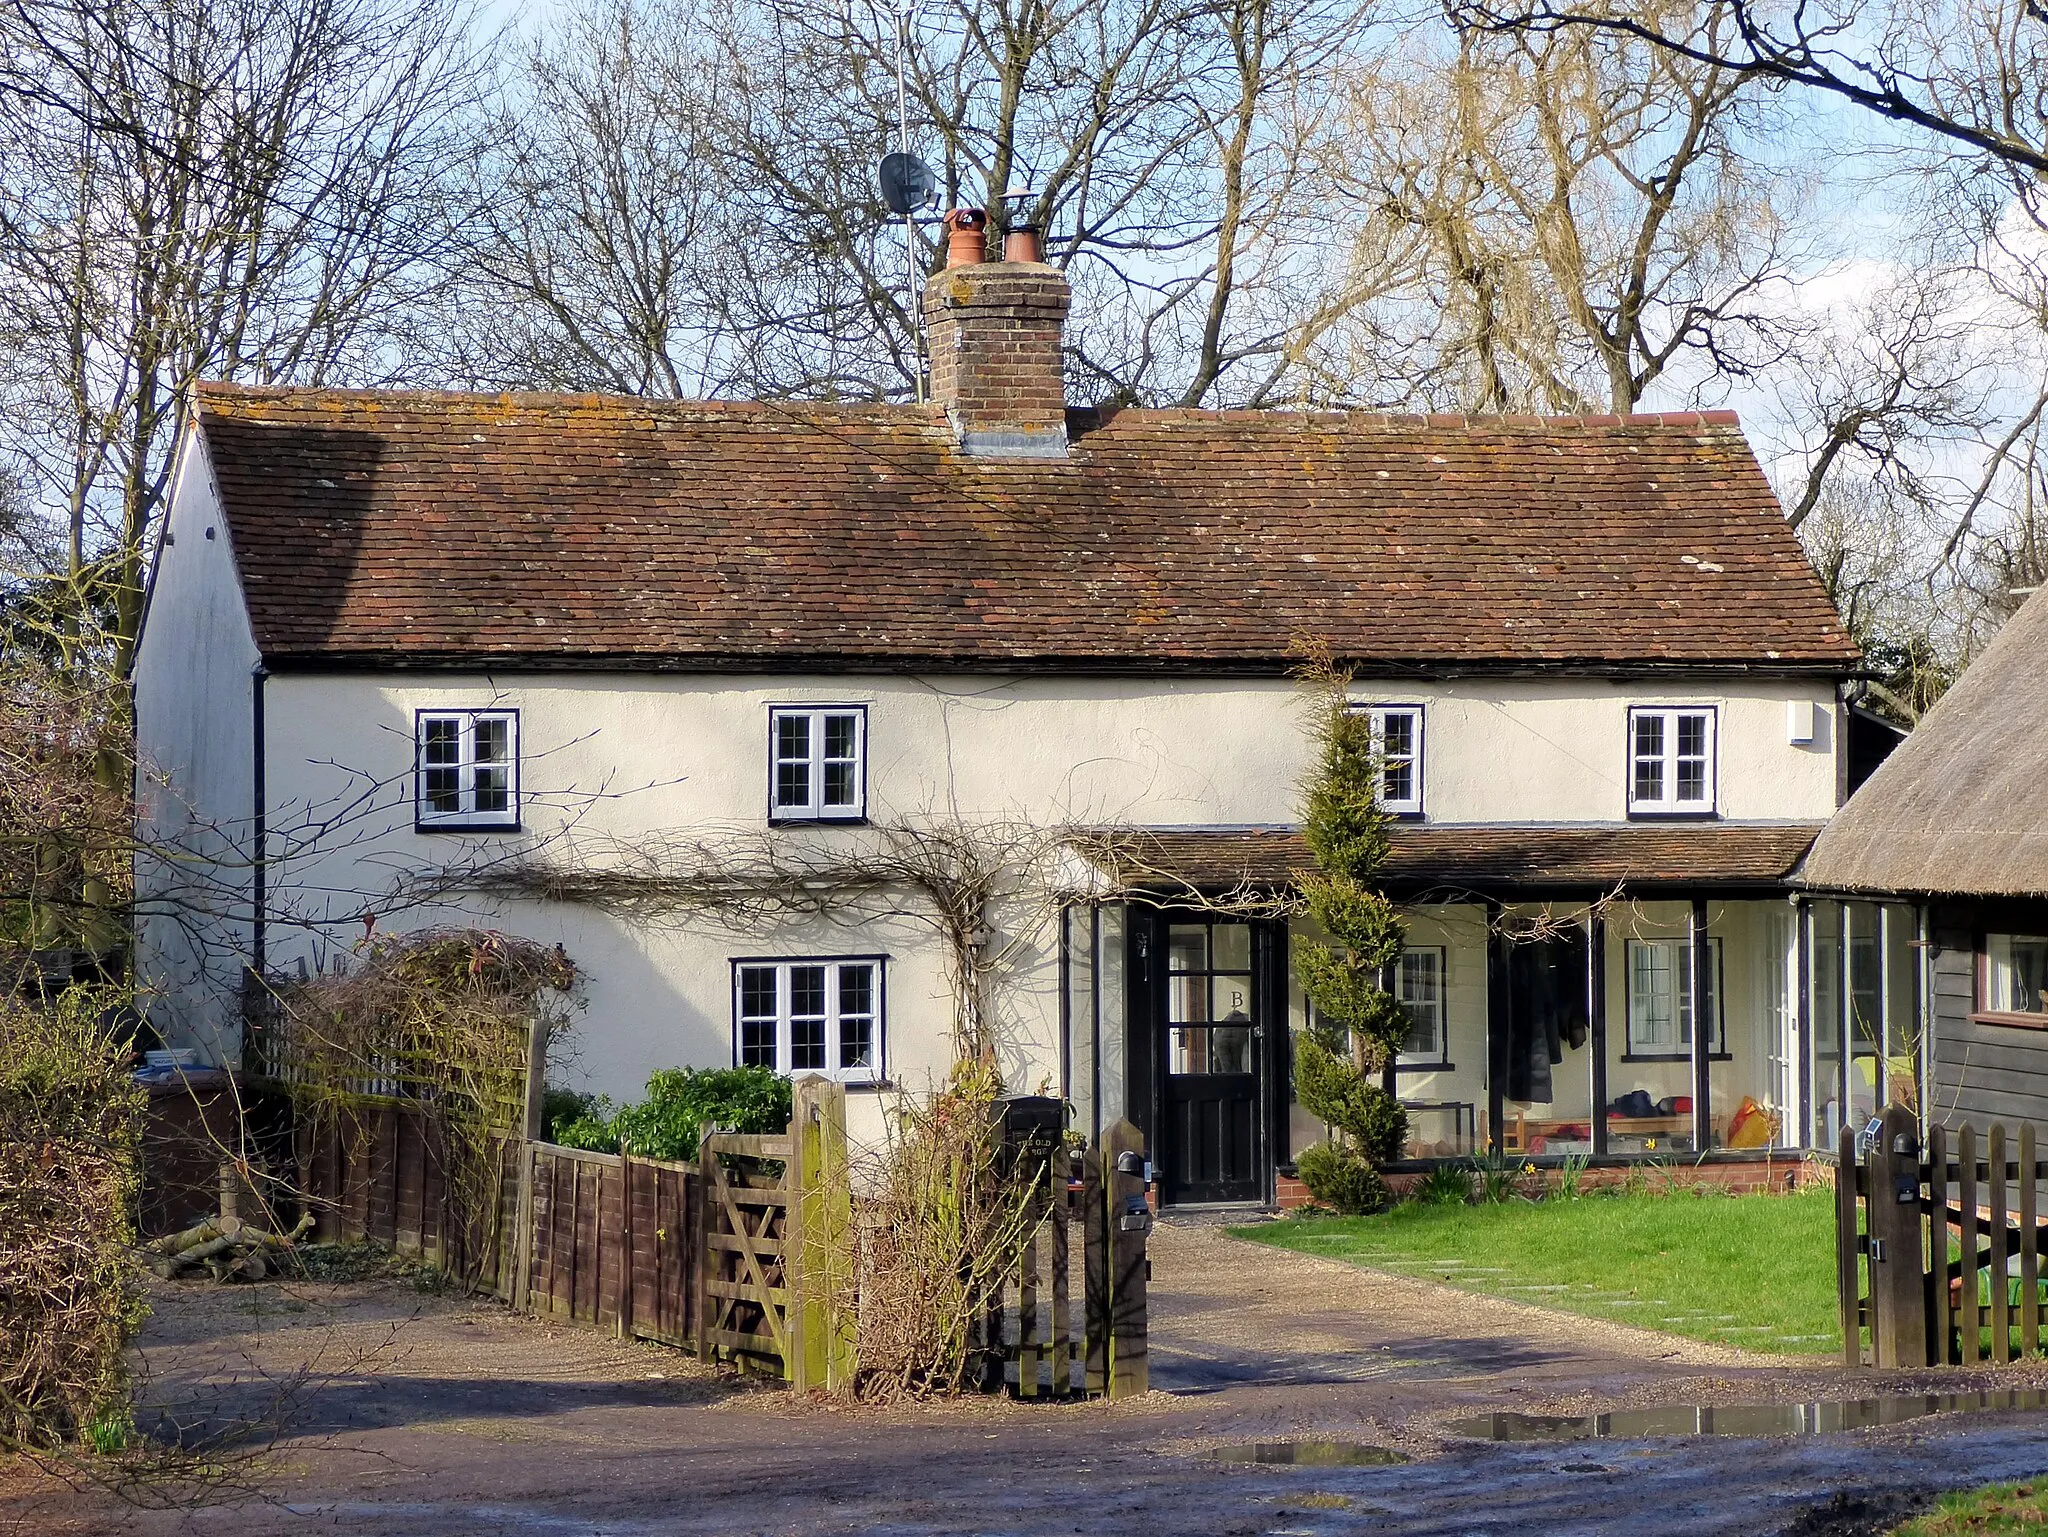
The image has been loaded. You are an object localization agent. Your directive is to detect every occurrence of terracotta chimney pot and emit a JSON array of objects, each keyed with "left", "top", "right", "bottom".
[{"left": 944, "top": 208, "right": 989, "bottom": 268}]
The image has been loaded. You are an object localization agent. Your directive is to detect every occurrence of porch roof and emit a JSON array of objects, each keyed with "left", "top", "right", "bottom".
[{"left": 1080, "top": 821, "right": 1824, "bottom": 895}]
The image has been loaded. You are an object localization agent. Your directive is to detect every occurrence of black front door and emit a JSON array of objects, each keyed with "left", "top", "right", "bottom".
[{"left": 1160, "top": 919, "right": 1264, "bottom": 1203}]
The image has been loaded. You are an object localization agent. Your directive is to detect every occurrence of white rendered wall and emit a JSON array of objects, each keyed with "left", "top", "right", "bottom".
[
  {"left": 247, "top": 668, "right": 1841, "bottom": 1115},
  {"left": 131, "top": 430, "right": 260, "bottom": 1061}
]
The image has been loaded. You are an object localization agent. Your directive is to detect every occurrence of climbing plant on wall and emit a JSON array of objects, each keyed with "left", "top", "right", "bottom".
[{"left": 1292, "top": 654, "right": 1410, "bottom": 1212}]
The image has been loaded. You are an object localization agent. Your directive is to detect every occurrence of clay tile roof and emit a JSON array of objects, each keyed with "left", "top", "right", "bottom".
[
  {"left": 190, "top": 384, "right": 1857, "bottom": 673},
  {"left": 1083, "top": 822, "right": 1827, "bottom": 893}
]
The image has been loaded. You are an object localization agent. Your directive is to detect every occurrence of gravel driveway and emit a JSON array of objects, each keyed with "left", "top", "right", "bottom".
[{"left": 9, "top": 1221, "right": 2048, "bottom": 1537}]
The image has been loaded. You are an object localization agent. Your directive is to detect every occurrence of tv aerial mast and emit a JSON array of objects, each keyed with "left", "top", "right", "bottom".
[{"left": 875, "top": 0, "right": 937, "bottom": 401}]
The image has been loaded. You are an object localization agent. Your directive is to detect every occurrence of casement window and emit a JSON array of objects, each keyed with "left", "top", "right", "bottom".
[
  {"left": 768, "top": 706, "right": 866, "bottom": 821},
  {"left": 415, "top": 710, "right": 518, "bottom": 829},
  {"left": 1625, "top": 937, "right": 1724, "bottom": 1057},
  {"left": 1391, "top": 946, "right": 1448, "bottom": 1066},
  {"left": 733, "top": 958, "right": 884, "bottom": 1084},
  {"left": 1355, "top": 704, "right": 1424, "bottom": 815},
  {"left": 1982, "top": 934, "right": 2048, "bottom": 1019},
  {"left": 1627, "top": 706, "right": 1716, "bottom": 815}
]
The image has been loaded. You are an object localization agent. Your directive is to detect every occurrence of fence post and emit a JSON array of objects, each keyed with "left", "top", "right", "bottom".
[
  {"left": 1837, "top": 1124, "right": 1861, "bottom": 1367},
  {"left": 511, "top": 1019, "right": 549, "bottom": 1313},
  {"left": 789, "top": 1077, "right": 855, "bottom": 1394},
  {"left": 1098, "top": 1118, "right": 1148, "bottom": 1400},
  {"left": 1867, "top": 1103, "right": 1927, "bottom": 1367}
]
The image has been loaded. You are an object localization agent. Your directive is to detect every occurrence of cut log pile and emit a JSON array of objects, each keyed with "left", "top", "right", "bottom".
[{"left": 142, "top": 1212, "right": 314, "bottom": 1281}]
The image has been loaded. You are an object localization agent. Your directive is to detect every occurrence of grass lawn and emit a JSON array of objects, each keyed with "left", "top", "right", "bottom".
[
  {"left": 1892, "top": 1482, "right": 2048, "bottom": 1535},
  {"left": 1232, "top": 1188, "right": 1841, "bottom": 1355}
]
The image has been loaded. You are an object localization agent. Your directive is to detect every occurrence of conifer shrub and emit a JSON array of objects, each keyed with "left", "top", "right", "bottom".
[{"left": 1291, "top": 654, "right": 1410, "bottom": 1203}]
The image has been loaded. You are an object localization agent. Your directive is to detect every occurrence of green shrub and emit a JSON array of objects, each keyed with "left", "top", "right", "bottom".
[
  {"left": 1413, "top": 1162, "right": 1473, "bottom": 1205},
  {"left": 544, "top": 1068, "right": 792, "bottom": 1163},
  {"left": 0, "top": 989, "right": 145, "bottom": 1448},
  {"left": 1295, "top": 1142, "right": 1388, "bottom": 1215}
]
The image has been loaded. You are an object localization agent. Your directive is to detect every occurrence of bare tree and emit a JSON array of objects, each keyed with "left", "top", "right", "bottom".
[
  {"left": 1319, "top": 7, "right": 1808, "bottom": 414},
  {"left": 0, "top": 0, "right": 484, "bottom": 669},
  {"left": 450, "top": 0, "right": 1368, "bottom": 405}
]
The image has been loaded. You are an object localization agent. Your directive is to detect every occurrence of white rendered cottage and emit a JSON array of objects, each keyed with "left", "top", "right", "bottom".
[{"left": 132, "top": 236, "right": 1869, "bottom": 1205}]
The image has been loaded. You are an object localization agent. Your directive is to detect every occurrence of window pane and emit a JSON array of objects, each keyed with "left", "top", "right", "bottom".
[
  {"left": 739, "top": 967, "right": 778, "bottom": 1018},
  {"left": 473, "top": 765, "right": 509, "bottom": 813},
  {"left": 823, "top": 713, "right": 858, "bottom": 760},
  {"left": 740, "top": 1018, "right": 777, "bottom": 1067},
  {"left": 1380, "top": 712, "right": 1413, "bottom": 757},
  {"left": 775, "top": 761, "right": 811, "bottom": 808},
  {"left": 474, "top": 717, "right": 509, "bottom": 763},
  {"left": 775, "top": 713, "right": 811, "bottom": 760},
  {"left": 789, "top": 965, "right": 826, "bottom": 1016},
  {"left": 1630, "top": 941, "right": 1677, "bottom": 1050},
  {"left": 423, "top": 717, "right": 460, "bottom": 764},
  {"left": 2016, "top": 939, "right": 2048, "bottom": 1013},
  {"left": 840, "top": 1017, "right": 873, "bottom": 1070},
  {"left": 1166, "top": 926, "right": 1207, "bottom": 973},
  {"left": 1677, "top": 714, "right": 1706, "bottom": 756},
  {"left": 823, "top": 760, "right": 856, "bottom": 807},
  {"left": 1633, "top": 713, "right": 1664, "bottom": 758},
  {"left": 1677, "top": 757, "right": 1706, "bottom": 803},
  {"left": 424, "top": 766, "right": 461, "bottom": 813},
  {"left": 1210, "top": 975, "right": 1252, "bottom": 1022},
  {"left": 1211, "top": 924, "right": 1251, "bottom": 972},
  {"left": 1383, "top": 759, "right": 1414, "bottom": 805},
  {"left": 838, "top": 965, "right": 872, "bottom": 1017},
  {"left": 1633, "top": 757, "right": 1665, "bottom": 804}
]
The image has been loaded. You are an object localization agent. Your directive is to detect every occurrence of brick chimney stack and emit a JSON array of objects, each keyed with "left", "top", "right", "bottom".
[{"left": 923, "top": 208, "right": 1070, "bottom": 459}]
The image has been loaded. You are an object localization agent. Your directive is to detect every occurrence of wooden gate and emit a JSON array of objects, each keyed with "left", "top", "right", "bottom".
[
  {"left": 983, "top": 1117, "right": 1150, "bottom": 1399},
  {"left": 695, "top": 1125, "right": 795, "bottom": 1376},
  {"left": 1840, "top": 1102, "right": 2048, "bottom": 1366}
]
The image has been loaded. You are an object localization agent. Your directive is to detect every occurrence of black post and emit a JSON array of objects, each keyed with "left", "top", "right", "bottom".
[
  {"left": 1486, "top": 899, "right": 1507, "bottom": 1155},
  {"left": 1796, "top": 897, "right": 1812, "bottom": 1153},
  {"left": 1691, "top": 898, "right": 1712, "bottom": 1152},
  {"left": 1590, "top": 906, "right": 1609, "bottom": 1158}
]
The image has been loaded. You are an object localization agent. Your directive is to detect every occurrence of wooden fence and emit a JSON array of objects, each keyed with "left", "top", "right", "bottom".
[
  {"left": 1839, "top": 1102, "right": 2048, "bottom": 1367},
  {"left": 288, "top": 1079, "right": 1151, "bottom": 1397},
  {"left": 513, "top": 1143, "right": 699, "bottom": 1347}
]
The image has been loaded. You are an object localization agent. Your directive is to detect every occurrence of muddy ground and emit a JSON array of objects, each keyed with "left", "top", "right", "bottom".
[{"left": 11, "top": 1220, "right": 2048, "bottom": 1536}]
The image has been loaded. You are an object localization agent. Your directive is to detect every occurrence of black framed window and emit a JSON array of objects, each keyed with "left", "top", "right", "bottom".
[
  {"left": 1624, "top": 936, "right": 1724, "bottom": 1057},
  {"left": 769, "top": 706, "right": 866, "bottom": 821},
  {"left": 731, "top": 957, "right": 883, "bottom": 1083},
  {"left": 1391, "top": 946, "right": 1449, "bottom": 1065},
  {"left": 415, "top": 710, "right": 518, "bottom": 829}
]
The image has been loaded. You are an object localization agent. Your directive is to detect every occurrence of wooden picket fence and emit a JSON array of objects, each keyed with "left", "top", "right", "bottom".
[
  {"left": 286, "top": 1076, "right": 1150, "bottom": 1397},
  {"left": 1840, "top": 1103, "right": 2048, "bottom": 1367}
]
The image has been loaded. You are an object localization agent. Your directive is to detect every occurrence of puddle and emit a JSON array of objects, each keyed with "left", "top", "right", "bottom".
[
  {"left": 1447, "top": 1390, "right": 2048, "bottom": 1443},
  {"left": 1210, "top": 1441, "right": 1408, "bottom": 1467}
]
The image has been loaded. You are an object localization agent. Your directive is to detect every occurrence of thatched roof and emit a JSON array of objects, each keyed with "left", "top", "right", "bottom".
[{"left": 1803, "top": 587, "right": 2048, "bottom": 898}]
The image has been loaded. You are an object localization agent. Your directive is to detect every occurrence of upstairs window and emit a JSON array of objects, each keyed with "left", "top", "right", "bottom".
[
  {"left": 769, "top": 706, "right": 866, "bottom": 821},
  {"left": 415, "top": 710, "right": 518, "bottom": 829},
  {"left": 1628, "top": 706, "right": 1716, "bottom": 815},
  {"left": 1359, "top": 704, "right": 1424, "bottom": 816},
  {"left": 733, "top": 958, "right": 883, "bottom": 1084}
]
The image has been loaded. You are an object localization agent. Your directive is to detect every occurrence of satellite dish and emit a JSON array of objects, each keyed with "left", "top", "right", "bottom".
[{"left": 878, "top": 152, "right": 938, "bottom": 216}]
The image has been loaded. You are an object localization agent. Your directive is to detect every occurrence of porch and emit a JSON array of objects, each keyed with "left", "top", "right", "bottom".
[{"left": 1063, "top": 823, "right": 1847, "bottom": 1205}]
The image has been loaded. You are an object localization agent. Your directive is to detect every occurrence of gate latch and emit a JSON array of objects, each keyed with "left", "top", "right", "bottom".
[
  {"left": 1117, "top": 1193, "right": 1154, "bottom": 1236},
  {"left": 1869, "top": 1237, "right": 1888, "bottom": 1263}
]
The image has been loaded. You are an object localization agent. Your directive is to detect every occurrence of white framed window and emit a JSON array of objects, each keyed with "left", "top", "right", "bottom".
[
  {"left": 1984, "top": 934, "right": 2048, "bottom": 1017},
  {"left": 1391, "top": 946, "right": 1448, "bottom": 1065},
  {"left": 1627, "top": 706, "right": 1716, "bottom": 815},
  {"left": 1625, "top": 937, "right": 1724, "bottom": 1057},
  {"left": 1354, "top": 704, "right": 1424, "bottom": 815},
  {"left": 768, "top": 706, "right": 866, "bottom": 821},
  {"left": 415, "top": 710, "right": 518, "bottom": 828},
  {"left": 732, "top": 958, "right": 884, "bottom": 1084}
]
